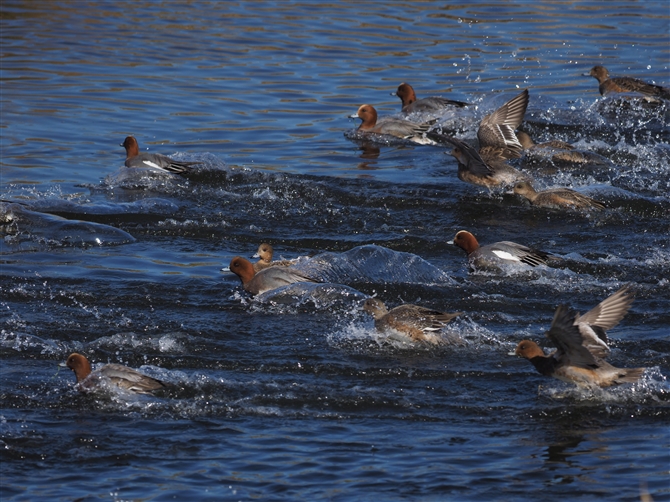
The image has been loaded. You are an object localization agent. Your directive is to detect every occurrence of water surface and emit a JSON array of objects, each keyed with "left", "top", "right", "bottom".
[{"left": 1, "top": 1, "right": 669, "bottom": 501}]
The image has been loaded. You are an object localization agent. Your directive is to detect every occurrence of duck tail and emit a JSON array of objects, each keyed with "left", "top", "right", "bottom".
[{"left": 615, "top": 367, "right": 646, "bottom": 384}]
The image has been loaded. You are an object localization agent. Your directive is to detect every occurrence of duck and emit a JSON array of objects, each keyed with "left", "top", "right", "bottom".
[
  {"left": 449, "top": 230, "right": 556, "bottom": 270},
  {"left": 512, "top": 286, "right": 645, "bottom": 388},
  {"left": 349, "top": 104, "right": 436, "bottom": 144},
  {"left": 229, "top": 256, "right": 319, "bottom": 295},
  {"left": 446, "top": 137, "right": 530, "bottom": 187},
  {"left": 431, "top": 89, "right": 531, "bottom": 187},
  {"left": 121, "top": 136, "right": 200, "bottom": 175},
  {"left": 363, "top": 297, "right": 462, "bottom": 345},
  {"left": 584, "top": 65, "right": 670, "bottom": 100},
  {"left": 512, "top": 181, "right": 605, "bottom": 211},
  {"left": 252, "top": 243, "right": 296, "bottom": 272},
  {"left": 517, "top": 131, "right": 574, "bottom": 152},
  {"left": 516, "top": 131, "right": 609, "bottom": 167},
  {"left": 63, "top": 352, "right": 167, "bottom": 395},
  {"left": 391, "top": 82, "right": 469, "bottom": 115}
]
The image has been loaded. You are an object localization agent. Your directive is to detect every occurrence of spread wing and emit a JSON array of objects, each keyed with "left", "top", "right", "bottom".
[
  {"left": 546, "top": 304, "right": 598, "bottom": 368},
  {"left": 477, "top": 89, "right": 529, "bottom": 158},
  {"left": 576, "top": 285, "right": 634, "bottom": 332},
  {"left": 573, "top": 285, "right": 634, "bottom": 359}
]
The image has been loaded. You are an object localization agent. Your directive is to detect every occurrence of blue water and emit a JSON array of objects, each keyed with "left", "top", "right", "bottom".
[{"left": 1, "top": 1, "right": 669, "bottom": 501}]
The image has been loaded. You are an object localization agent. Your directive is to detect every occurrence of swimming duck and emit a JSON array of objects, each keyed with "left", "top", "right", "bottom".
[
  {"left": 512, "top": 181, "right": 605, "bottom": 211},
  {"left": 584, "top": 65, "right": 670, "bottom": 100},
  {"left": 229, "top": 256, "right": 319, "bottom": 295},
  {"left": 449, "top": 230, "right": 555, "bottom": 270},
  {"left": 363, "top": 297, "right": 462, "bottom": 345},
  {"left": 121, "top": 136, "right": 200, "bottom": 175},
  {"left": 349, "top": 104, "right": 436, "bottom": 144},
  {"left": 391, "top": 82, "right": 469, "bottom": 115},
  {"left": 517, "top": 131, "right": 574, "bottom": 152},
  {"left": 63, "top": 352, "right": 167, "bottom": 395},
  {"left": 252, "top": 243, "right": 296, "bottom": 272},
  {"left": 516, "top": 131, "right": 608, "bottom": 167}
]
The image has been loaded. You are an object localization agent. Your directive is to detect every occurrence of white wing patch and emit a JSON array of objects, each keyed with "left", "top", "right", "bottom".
[
  {"left": 142, "top": 159, "right": 168, "bottom": 172},
  {"left": 492, "top": 249, "right": 521, "bottom": 262}
]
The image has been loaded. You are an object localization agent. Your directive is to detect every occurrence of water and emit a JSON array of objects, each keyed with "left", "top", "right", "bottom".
[{"left": 1, "top": 1, "right": 669, "bottom": 500}]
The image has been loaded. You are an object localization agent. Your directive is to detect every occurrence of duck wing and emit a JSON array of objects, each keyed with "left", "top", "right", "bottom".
[{"left": 546, "top": 304, "right": 599, "bottom": 368}]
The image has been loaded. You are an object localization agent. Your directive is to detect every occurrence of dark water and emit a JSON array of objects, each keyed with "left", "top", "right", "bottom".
[{"left": 1, "top": 1, "right": 669, "bottom": 500}]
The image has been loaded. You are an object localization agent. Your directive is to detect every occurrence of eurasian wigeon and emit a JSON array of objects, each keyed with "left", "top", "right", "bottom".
[
  {"left": 363, "top": 297, "right": 462, "bottom": 345},
  {"left": 63, "top": 352, "right": 167, "bottom": 395},
  {"left": 444, "top": 137, "right": 530, "bottom": 187},
  {"left": 252, "top": 243, "right": 295, "bottom": 272},
  {"left": 584, "top": 65, "right": 670, "bottom": 100},
  {"left": 449, "top": 230, "right": 555, "bottom": 270},
  {"left": 431, "top": 90, "right": 531, "bottom": 186},
  {"left": 391, "top": 82, "right": 469, "bottom": 115},
  {"left": 517, "top": 131, "right": 574, "bottom": 152},
  {"left": 512, "top": 286, "right": 645, "bottom": 388},
  {"left": 512, "top": 181, "right": 606, "bottom": 211},
  {"left": 121, "top": 136, "right": 200, "bottom": 175},
  {"left": 349, "top": 104, "right": 436, "bottom": 144},
  {"left": 517, "top": 131, "right": 605, "bottom": 167},
  {"left": 229, "top": 256, "right": 319, "bottom": 295}
]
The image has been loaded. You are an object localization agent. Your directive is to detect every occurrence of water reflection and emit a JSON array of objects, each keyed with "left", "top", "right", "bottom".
[{"left": 358, "top": 143, "right": 381, "bottom": 160}]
